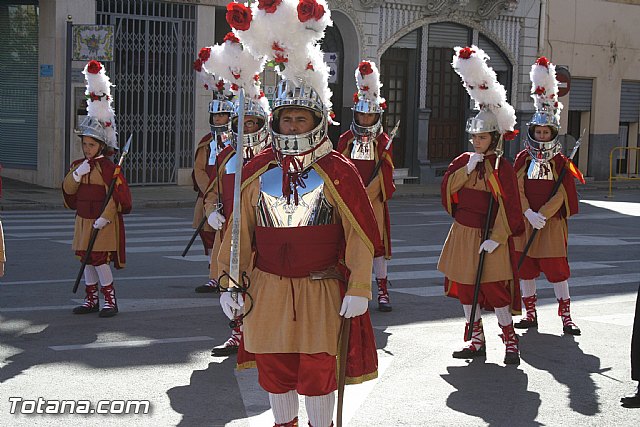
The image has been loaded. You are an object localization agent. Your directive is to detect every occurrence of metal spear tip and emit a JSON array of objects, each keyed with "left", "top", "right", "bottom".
[
  {"left": 390, "top": 120, "right": 401, "bottom": 137},
  {"left": 122, "top": 134, "right": 133, "bottom": 155}
]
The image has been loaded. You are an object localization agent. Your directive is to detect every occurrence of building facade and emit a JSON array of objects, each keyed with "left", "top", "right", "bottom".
[{"left": 1, "top": 0, "right": 638, "bottom": 187}]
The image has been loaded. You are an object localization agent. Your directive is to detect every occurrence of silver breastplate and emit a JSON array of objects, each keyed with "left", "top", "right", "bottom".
[
  {"left": 256, "top": 167, "right": 334, "bottom": 227},
  {"left": 350, "top": 137, "right": 376, "bottom": 161},
  {"left": 223, "top": 151, "right": 240, "bottom": 174},
  {"left": 526, "top": 159, "right": 554, "bottom": 181}
]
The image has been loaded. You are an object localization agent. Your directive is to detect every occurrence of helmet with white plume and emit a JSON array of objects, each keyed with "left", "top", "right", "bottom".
[
  {"left": 451, "top": 45, "right": 518, "bottom": 150},
  {"left": 76, "top": 60, "right": 118, "bottom": 152},
  {"left": 526, "top": 56, "right": 562, "bottom": 162}
]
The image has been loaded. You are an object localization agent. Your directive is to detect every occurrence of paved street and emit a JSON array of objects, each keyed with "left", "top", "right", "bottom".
[{"left": 0, "top": 190, "right": 639, "bottom": 426}]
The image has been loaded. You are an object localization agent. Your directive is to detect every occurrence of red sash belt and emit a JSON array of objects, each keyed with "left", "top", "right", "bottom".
[
  {"left": 351, "top": 159, "right": 376, "bottom": 185},
  {"left": 76, "top": 184, "right": 106, "bottom": 219},
  {"left": 524, "top": 179, "right": 562, "bottom": 218},
  {"left": 454, "top": 187, "right": 496, "bottom": 229},
  {"left": 254, "top": 224, "right": 344, "bottom": 278}
]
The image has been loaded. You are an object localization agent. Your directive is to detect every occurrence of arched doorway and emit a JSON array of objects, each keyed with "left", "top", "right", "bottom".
[{"left": 321, "top": 25, "right": 344, "bottom": 144}]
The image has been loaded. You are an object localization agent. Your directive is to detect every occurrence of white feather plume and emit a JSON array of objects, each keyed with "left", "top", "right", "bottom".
[
  {"left": 354, "top": 60, "right": 385, "bottom": 106},
  {"left": 530, "top": 57, "right": 563, "bottom": 123},
  {"left": 451, "top": 45, "right": 516, "bottom": 134},
  {"left": 83, "top": 61, "right": 117, "bottom": 149},
  {"left": 232, "top": 0, "right": 334, "bottom": 113}
]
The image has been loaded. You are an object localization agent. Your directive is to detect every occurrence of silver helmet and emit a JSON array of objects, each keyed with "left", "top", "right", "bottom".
[
  {"left": 351, "top": 98, "right": 383, "bottom": 140},
  {"left": 466, "top": 109, "right": 499, "bottom": 134},
  {"left": 271, "top": 79, "right": 331, "bottom": 173},
  {"left": 231, "top": 98, "right": 270, "bottom": 160},
  {"left": 525, "top": 110, "right": 561, "bottom": 163},
  {"left": 208, "top": 98, "right": 234, "bottom": 136},
  {"left": 76, "top": 116, "right": 110, "bottom": 146}
]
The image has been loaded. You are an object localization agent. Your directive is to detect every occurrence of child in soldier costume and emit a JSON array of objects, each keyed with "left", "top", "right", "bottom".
[
  {"left": 192, "top": 56, "right": 234, "bottom": 293},
  {"left": 62, "top": 60, "right": 131, "bottom": 318},
  {"left": 438, "top": 46, "right": 524, "bottom": 365},
  {"left": 513, "top": 57, "right": 583, "bottom": 335},
  {"left": 219, "top": 2, "right": 380, "bottom": 425},
  {"left": 337, "top": 60, "right": 395, "bottom": 312},
  {"left": 198, "top": 33, "right": 271, "bottom": 355}
]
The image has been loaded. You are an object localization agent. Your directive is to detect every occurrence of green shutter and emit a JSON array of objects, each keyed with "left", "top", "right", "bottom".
[{"left": 0, "top": 1, "right": 39, "bottom": 168}]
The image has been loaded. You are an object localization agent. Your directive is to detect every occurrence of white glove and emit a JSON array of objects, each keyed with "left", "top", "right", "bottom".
[
  {"left": 220, "top": 291, "right": 244, "bottom": 320},
  {"left": 92, "top": 217, "right": 110, "bottom": 230},
  {"left": 478, "top": 239, "right": 499, "bottom": 254},
  {"left": 466, "top": 153, "right": 484, "bottom": 174},
  {"left": 339, "top": 295, "right": 369, "bottom": 318},
  {"left": 207, "top": 211, "right": 226, "bottom": 231},
  {"left": 524, "top": 208, "right": 546, "bottom": 230},
  {"left": 73, "top": 160, "right": 91, "bottom": 182}
]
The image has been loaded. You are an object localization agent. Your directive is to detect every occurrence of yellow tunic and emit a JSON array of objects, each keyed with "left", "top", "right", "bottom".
[
  {"left": 512, "top": 171, "right": 568, "bottom": 258},
  {"left": 437, "top": 165, "right": 514, "bottom": 285},
  {"left": 62, "top": 164, "right": 118, "bottom": 251},
  {"left": 217, "top": 178, "right": 373, "bottom": 355}
]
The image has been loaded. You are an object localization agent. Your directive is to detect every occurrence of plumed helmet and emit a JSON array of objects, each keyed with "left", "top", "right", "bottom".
[
  {"left": 452, "top": 46, "right": 518, "bottom": 143},
  {"left": 526, "top": 56, "right": 562, "bottom": 161},
  {"left": 351, "top": 60, "right": 386, "bottom": 139},
  {"left": 76, "top": 60, "right": 118, "bottom": 150}
]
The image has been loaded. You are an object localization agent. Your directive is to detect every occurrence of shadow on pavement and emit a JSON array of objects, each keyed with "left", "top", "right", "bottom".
[
  {"left": 441, "top": 358, "right": 542, "bottom": 426},
  {"left": 519, "top": 328, "right": 603, "bottom": 416},
  {"left": 167, "top": 357, "right": 247, "bottom": 427}
]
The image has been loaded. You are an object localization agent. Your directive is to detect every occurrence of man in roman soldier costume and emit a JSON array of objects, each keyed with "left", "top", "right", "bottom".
[
  {"left": 513, "top": 57, "right": 583, "bottom": 335},
  {"left": 200, "top": 33, "right": 271, "bottom": 356},
  {"left": 63, "top": 60, "right": 132, "bottom": 318},
  {"left": 192, "top": 55, "right": 234, "bottom": 293},
  {"left": 438, "top": 46, "right": 524, "bottom": 365},
  {"left": 336, "top": 61, "right": 395, "bottom": 312},
  {"left": 218, "top": 1, "right": 380, "bottom": 425}
]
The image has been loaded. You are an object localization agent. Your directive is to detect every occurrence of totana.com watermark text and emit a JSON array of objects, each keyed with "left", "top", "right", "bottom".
[{"left": 8, "top": 397, "right": 151, "bottom": 415}]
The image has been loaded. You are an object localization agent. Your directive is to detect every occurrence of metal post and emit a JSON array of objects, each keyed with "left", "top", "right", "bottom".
[{"left": 64, "top": 17, "right": 73, "bottom": 172}]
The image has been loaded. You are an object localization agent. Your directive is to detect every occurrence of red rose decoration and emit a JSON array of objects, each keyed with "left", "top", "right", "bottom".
[
  {"left": 353, "top": 92, "right": 360, "bottom": 103},
  {"left": 87, "top": 60, "right": 102, "bottom": 74},
  {"left": 534, "top": 86, "right": 545, "bottom": 95},
  {"left": 306, "top": 62, "right": 314, "bottom": 71},
  {"left": 216, "top": 80, "right": 225, "bottom": 91},
  {"left": 226, "top": 3, "right": 253, "bottom": 31},
  {"left": 380, "top": 101, "right": 387, "bottom": 110},
  {"left": 458, "top": 47, "right": 475, "bottom": 59},
  {"left": 258, "top": 0, "right": 282, "bottom": 13},
  {"left": 535, "top": 56, "right": 550, "bottom": 67},
  {"left": 254, "top": 74, "right": 260, "bottom": 82},
  {"left": 231, "top": 83, "right": 239, "bottom": 91},
  {"left": 232, "top": 71, "right": 241, "bottom": 79},
  {"left": 361, "top": 85, "right": 369, "bottom": 91},
  {"left": 198, "top": 47, "right": 211, "bottom": 62},
  {"left": 260, "top": 90, "right": 265, "bottom": 98},
  {"left": 193, "top": 58, "right": 203, "bottom": 72},
  {"left": 272, "top": 42, "right": 285, "bottom": 52},
  {"left": 223, "top": 32, "right": 240, "bottom": 44},
  {"left": 297, "top": 0, "right": 325, "bottom": 23},
  {"left": 203, "top": 83, "right": 209, "bottom": 90},
  {"left": 503, "top": 130, "right": 520, "bottom": 141},
  {"left": 358, "top": 61, "right": 373, "bottom": 76},
  {"left": 275, "top": 53, "right": 288, "bottom": 64},
  {"left": 104, "top": 121, "right": 112, "bottom": 128},
  {"left": 479, "top": 83, "right": 488, "bottom": 90}
]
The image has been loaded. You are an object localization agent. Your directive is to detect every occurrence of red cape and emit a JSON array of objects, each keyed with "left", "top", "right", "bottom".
[
  {"left": 236, "top": 147, "right": 381, "bottom": 383},
  {"left": 63, "top": 156, "right": 131, "bottom": 268},
  {"left": 191, "top": 133, "right": 214, "bottom": 195},
  {"left": 337, "top": 130, "right": 395, "bottom": 258},
  {"left": 513, "top": 151, "right": 579, "bottom": 218}
]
